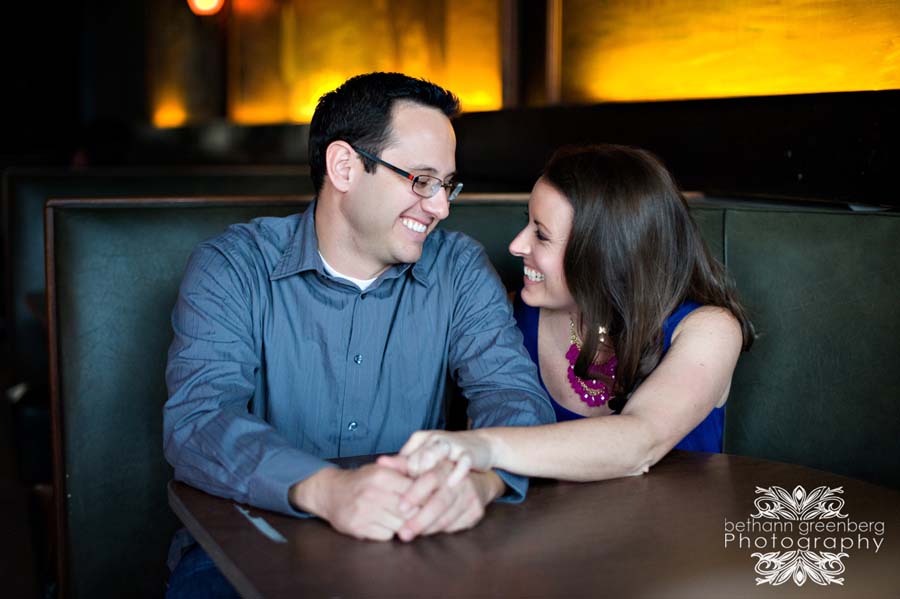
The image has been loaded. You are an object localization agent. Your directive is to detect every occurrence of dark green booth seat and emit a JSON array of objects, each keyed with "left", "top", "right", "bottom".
[
  {"left": 2, "top": 167, "right": 312, "bottom": 388},
  {"left": 45, "top": 195, "right": 898, "bottom": 598},
  {"left": 2, "top": 168, "right": 313, "bottom": 489},
  {"left": 44, "top": 195, "right": 534, "bottom": 598},
  {"left": 46, "top": 197, "right": 311, "bottom": 598},
  {"left": 721, "top": 204, "right": 900, "bottom": 489}
]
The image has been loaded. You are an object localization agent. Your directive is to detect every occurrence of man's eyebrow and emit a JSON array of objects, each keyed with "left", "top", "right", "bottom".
[{"left": 407, "top": 164, "right": 457, "bottom": 179}]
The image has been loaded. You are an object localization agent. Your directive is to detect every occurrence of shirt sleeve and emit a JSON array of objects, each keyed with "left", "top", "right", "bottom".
[
  {"left": 163, "top": 242, "right": 334, "bottom": 517},
  {"left": 447, "top": 240, "right": 556, "bottom": 502}
]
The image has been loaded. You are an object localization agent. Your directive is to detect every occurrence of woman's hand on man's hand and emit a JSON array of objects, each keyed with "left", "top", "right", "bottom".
[{"left": 397, "top": 430, "right": 494, "bottom": 485}]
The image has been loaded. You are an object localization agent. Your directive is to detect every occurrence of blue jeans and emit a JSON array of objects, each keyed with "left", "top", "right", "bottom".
[{"left": 167, "top": 544, "right": 240, "bottom": 599}]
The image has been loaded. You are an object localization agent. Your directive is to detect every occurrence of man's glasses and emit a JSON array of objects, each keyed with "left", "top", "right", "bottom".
[{"left": 352, "top": 145, "right": 463, "bottom": 202}]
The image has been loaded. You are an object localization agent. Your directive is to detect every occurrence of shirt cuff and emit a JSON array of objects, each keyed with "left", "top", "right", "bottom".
[
  {"left": 247, "top": 448, "right": 336, "bottom": 517},
  {"left": 493, "top": 468, "right": 529, "bottom": 504}
]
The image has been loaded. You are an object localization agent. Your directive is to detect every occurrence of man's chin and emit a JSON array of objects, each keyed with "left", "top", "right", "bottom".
[{"left": 394, "top": 245, "right": 424, "bottom": 265}]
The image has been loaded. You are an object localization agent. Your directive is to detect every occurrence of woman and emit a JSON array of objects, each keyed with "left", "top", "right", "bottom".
[{"left": 397, "top": 144, "right": 754, "bottom": 484}]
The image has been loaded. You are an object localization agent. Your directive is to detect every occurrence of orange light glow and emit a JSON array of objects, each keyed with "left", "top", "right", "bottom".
[
  {"left": 443, "top": 0, "right": 503, "bottom": 112},
  {"left": 561, "top": 0, "right": 900, "bottom": 103},
  {"left": 187, "top": 0, "right": 225, "bottom": 16},
  {"left": 288, "top": 72, "right": 349, "bottom": 123},
  {"left": 228, "top": 0, "right": 503, "bottom": 125},
  {"left": 153, "top": 100, "right": 188, "bottom": 128},
  {"left": 232, "top": 0, "right": 275, "bottom": 16},
  {"left": 229, "top": 103, "right": 287, "bottom": 126}
]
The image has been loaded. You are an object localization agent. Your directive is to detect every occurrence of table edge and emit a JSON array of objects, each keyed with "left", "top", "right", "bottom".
[{"left": 167, "top": 480, "right": 263, "bottom": 598}]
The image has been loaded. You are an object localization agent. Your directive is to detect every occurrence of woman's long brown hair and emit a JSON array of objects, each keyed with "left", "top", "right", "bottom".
[{"left": 544, "top": 144, "right": 754, "bottom": 412}]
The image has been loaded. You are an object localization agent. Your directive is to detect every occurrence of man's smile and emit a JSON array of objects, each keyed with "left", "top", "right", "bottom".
[{"left": 400, "top": 217, "right": 428, "bottom": 234}]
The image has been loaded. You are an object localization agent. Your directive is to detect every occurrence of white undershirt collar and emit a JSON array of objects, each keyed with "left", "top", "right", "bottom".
[{"left": 318, "top": 251, "right": 377, "bottom": 291}]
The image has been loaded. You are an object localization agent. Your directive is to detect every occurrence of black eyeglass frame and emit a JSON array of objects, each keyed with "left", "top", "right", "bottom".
[{"left": 351, "top": 145, "right": 463, "bottom": 202}]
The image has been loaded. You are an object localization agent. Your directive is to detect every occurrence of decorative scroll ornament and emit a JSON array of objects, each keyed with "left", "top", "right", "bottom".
[
  {"left": 751, "top": 485, "right": 847, "bottom": 521},
  {"left": 748, "top": 485, "right": 850, "bottom": 587},
  {"left": 751, "top": 550, "right": 848, "bottom": 586}
]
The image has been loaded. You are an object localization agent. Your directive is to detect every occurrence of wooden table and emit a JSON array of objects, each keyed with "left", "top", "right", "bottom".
[{"left": 168, "top": 451, "right": 900, "bottom": 598}]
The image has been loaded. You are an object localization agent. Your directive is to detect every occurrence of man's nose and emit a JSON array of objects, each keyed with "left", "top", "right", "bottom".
[{"left": 421, "top": 189, "right": 450, "bottom": 221}]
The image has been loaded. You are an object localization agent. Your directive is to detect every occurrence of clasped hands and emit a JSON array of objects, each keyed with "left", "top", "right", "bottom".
[{"left": 292, "top": 430, "right": 494, "bottom": 542}]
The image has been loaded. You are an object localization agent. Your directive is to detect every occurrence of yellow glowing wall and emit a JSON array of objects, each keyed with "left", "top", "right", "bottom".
[
  {"left": 228, "top": 0, "right": 502, "bottom": 124},
  {"left": 561, "top": 0, "right": 900, "bottom": 102},
  {"left": 149, "top": 1, "right": 197, "bottom": 128},
  {"left": 149, "top": 0, "right": 227, "bottom": 128}
]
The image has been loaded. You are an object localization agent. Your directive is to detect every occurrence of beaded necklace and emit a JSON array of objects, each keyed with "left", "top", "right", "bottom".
[{"left": 566, "top": 317, "right": 617, "bottom": 407}]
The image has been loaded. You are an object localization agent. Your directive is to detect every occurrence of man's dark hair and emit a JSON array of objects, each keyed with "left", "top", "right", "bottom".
[{"left": 308, "top": 72, "right": 460, "bottom": 194}]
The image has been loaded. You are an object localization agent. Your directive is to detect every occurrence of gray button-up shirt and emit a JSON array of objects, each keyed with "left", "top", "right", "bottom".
[{"left": 164, "top": 202, "right": 554, "bottom": 516}]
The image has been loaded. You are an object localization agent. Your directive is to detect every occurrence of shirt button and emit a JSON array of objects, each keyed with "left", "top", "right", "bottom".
[
  {"left": 353, "top": 354, "right": 363, "bottom": 364},
  {"left": 360, "top": 293, "right": 367, "bottom": 300},
  {"left": 347, "top": 421, "right": 358, "bottom": 431}
]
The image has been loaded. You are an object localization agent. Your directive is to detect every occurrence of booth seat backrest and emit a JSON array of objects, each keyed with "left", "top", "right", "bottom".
[
  {"left": 47, "top": 197, "right": 310, "bottom": 599},
  {"left": 3, "top": 167, "right": 312, "bottom": 385},
  {"left": 450, "top": 195, "right": 900, "bottom": 490},
  {"left": 46, "top": 194, "right": 898, "bottom": 598},
  {"left": 721, "top": 203, "right": 900, "bottom": 489},
  {"left": 45, "top": 195, "right": 545, "bottom": 598},
  {"left": 39, "top": 195, "right": 736, "bottom": 599}
]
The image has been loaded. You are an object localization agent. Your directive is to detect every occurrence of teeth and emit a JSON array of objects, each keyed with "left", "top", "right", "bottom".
[
  {"left": 524, "top": 266, "right": 545, "bottom": 282},
  {"left": 401, "top": 218, "right": 427, "bottom": 233}
]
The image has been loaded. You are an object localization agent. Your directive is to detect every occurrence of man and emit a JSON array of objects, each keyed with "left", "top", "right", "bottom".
[{"left": 164, "top": 72, "right": 553, "bottom": 592}]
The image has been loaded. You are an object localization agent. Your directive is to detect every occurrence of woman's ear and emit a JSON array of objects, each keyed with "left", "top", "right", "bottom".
[{"left": 324, "top": 141, "right": 357, "bottom": 193}]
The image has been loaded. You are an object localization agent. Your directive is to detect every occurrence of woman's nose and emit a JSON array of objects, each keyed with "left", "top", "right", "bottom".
[{"left": 509, "top": 227, "right": 529, "bottom": 257}]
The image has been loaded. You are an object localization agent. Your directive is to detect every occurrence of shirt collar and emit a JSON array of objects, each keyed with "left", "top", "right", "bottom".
[
  {"left": 409, "top": 235, "right": 437, "bottom": 286},
  {"left": 270, "top": 199, "right": 324, "bottom": 280},
  {"left": 270, "top": 199, "right": 434, "bottom": 287}
]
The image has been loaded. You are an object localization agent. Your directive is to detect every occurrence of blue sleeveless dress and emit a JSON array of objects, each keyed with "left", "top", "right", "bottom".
[{"left": 513, "top": 294, "right": 724, "bottom": 452}]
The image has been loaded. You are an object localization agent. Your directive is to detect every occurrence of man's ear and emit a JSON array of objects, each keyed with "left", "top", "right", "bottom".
[{"left": 324, "top": 141, "right": 357, "bottom": 193}]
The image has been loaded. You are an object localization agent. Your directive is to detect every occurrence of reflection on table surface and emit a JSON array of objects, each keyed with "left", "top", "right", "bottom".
[{"left": 169, "top": 451, "right": 900, "bottom": 598}]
